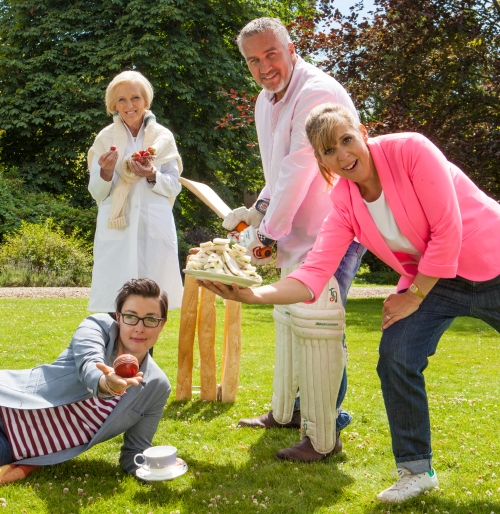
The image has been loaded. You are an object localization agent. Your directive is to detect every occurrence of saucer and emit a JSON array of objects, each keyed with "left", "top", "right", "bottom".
[{"left": 136, "top": 458, "right": 188, "bottom": 482}]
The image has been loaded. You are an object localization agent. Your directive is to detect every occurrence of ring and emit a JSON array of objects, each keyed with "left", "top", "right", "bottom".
[{"left": 386, "top": 315, "right": 391, "bottom": 320}]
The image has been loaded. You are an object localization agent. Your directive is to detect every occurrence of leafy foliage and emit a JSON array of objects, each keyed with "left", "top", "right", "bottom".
[
  {"left": 355, "top": 252, "right": 400, "bottom": 285},
  {"left": 218, "top": 1, "right": 500, "bottom": 281},
  {"left": 177, "top": 226, "right": 222, "bottom": 271},
  {"left": 0, "top": 170, "right": 97, "bottom": 245},
  {"left": 294, "top": 0, "right": 500, "bottom": 198},
  {"left": 0, "top": 0, "right": 312, "bottom": 226},
  {"left": 0, "top": 219, "right": 93, "bottom": 286}
]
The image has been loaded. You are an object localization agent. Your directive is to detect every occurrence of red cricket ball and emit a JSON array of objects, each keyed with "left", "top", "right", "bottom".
[
  {"left": 110, "top": 145, "right": 117, "bottom": 151},
  {"left": 113, "top": 354, "right": 139, "bottom": 378}
]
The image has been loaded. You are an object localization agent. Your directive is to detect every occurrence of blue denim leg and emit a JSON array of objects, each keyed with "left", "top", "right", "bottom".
[
  {"left": 333, "top": 241, "right": 366, "bottom": 431},
  {"left": 377, "top": 275, "right": 500, "bottom": 474},
  {"left": 0, "top": 417, "right": 13, "bottom": 466},
  {"left": 334, "top": 241, "right": 367, "bottom": 306},
  {"left": 294, "top": 241, "right": 366, "bottom": 433}
]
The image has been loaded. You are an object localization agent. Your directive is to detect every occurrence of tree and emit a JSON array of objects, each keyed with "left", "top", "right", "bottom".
[
  {"left": 0, "top": 0, "right": 311, "bottom": 226},
  {"left": 291, "top": 0, "right": 500, "bottom": 198},
  {"left": 217, "top": 0, "right": 499, "bottom": 283}
]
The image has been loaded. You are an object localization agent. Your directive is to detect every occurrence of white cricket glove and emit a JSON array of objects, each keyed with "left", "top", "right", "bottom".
[
  {"left": 222, "top": 199, "right": 270, "bottom": 231},
  {"left": 239, "top": 225, "right": 275, "bottom": 265}
]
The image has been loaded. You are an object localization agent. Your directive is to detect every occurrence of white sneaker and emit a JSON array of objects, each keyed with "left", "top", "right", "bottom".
[{"left": 377, "top": 468, "right": 438, "bottom": 503}]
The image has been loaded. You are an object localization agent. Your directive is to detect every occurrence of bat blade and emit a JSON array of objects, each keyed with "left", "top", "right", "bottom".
[{"left": 179, "top": 177, "right": 232, "bottom": 219}]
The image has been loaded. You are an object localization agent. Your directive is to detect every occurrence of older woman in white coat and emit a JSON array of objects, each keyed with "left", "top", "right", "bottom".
[{"left": 87, "top": 70, "right": 183, "bottom": 312}]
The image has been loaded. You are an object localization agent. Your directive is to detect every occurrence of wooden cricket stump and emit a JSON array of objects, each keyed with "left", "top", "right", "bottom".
[{"left": 176, "top": 274, "right": 242, "bottom": 403}]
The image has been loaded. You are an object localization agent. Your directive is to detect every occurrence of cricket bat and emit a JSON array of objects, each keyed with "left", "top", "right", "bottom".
[
  {"left": 179, "top": 177, "right": 248, "bottom": 232},
  {"left": 179, "top": 177, "right": 272, "bottom": 259}
]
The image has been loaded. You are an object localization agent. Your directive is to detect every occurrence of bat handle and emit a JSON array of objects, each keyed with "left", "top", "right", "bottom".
[{"left": 235, "top": 221, "right": 248, "bottom": 232}]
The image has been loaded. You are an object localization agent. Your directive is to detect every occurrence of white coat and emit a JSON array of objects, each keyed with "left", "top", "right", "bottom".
[{"left": 88, "top": 114, "right": 183, "bottom": 312}]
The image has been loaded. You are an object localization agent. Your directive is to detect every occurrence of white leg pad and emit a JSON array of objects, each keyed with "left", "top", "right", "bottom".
[
  {"left": 270, "top": 304, "right": 298, "bottom": 424},
  {"left": 290, "top": 276, "right": 346, "bottom": 454},
  {"left": 270, "top": 265, "right": 300, "bottom": 425}
]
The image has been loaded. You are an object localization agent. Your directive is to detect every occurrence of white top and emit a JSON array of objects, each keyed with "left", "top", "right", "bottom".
[
  {"left": 88, "top": 119, "right": 183, "bottom": 312},
  {"left": 364, "top": 191, "right": 421, "bottom": 256},
  {"left": 255, "top": 56, "right": 358, "bottom": 267}
]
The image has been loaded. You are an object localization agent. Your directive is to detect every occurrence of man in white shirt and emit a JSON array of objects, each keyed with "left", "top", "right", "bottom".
[{"left": 223, "top": 18, "right": 365, "bottom": 461}]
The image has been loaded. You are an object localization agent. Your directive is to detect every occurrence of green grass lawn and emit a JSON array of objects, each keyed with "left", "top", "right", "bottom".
[{"left": 0, "top": 297, "right": 499, "bottom": 513}]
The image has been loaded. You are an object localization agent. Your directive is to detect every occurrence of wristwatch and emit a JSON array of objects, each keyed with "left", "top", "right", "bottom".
[{"left": 409, "top": 283, "right": 426, "bottom": 299}]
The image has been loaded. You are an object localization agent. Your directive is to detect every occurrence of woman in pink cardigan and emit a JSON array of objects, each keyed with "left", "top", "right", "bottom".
[{"left": 200, "top": 103, "right": 500, "bottom": 503}]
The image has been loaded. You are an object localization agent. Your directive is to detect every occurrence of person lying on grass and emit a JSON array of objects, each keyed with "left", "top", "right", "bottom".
[
  {"left": 199, "top": 103, "right": 500, "bottom": 504},
  {"left": 0, "top": 278, "right": 170, "bottom": 484}
]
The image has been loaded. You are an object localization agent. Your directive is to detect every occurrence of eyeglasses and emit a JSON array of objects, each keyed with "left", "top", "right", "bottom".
[{"left": 119, "top": 313, "right": 164, "bottom": 328}]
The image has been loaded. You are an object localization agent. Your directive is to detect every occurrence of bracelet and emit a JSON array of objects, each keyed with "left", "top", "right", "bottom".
[
  {"left": 100, "top": 375, "right": 125, "bottom": 396},
  {"left": 105, "top": 381, "right": 125, "bottom": 396}
]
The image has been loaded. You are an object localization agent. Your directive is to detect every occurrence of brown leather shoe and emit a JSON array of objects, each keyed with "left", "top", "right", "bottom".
[
  {"left": 276, "top": 434, "right": 342, "bottom": 462},
  {"left": 237, "top": 410, "right": 301, "bottom": 429}
]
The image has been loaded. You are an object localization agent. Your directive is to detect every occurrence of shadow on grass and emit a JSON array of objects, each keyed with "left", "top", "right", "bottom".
[
  {"left": 22, "top": 459, "right": 140, "bottom": 512},
  {"left": 166, "top": 399, "right": 234, "bottom": 421},
  {"left": 131, "top": 432, "right": 355, "bottom": 513},
  {"left": 121, "top": 400, "right": 355, "bottom": 512}
]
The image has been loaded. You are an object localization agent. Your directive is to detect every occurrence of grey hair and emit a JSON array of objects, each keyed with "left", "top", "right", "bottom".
[
  {"left": 237, "top": 17, "right": 292, "bottom": 54},
  {"left": 105, "top": 70, "right": 154, "bottom": 116}
]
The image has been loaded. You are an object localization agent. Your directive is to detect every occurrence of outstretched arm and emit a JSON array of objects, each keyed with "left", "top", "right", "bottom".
[{"left": 198, "top": 277, "right": 312, "bottom": 305}]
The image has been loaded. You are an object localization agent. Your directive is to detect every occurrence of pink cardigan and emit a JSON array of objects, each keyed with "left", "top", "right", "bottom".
[{"left": 289, "top": 133, "right": 500, "bottom": 299}]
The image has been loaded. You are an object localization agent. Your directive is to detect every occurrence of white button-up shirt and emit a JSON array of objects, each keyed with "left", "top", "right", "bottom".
[{"left": 255, "top": 56, "right": 358, "bottom": 267}]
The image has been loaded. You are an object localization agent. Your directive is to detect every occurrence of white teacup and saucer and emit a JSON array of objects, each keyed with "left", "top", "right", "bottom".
[{"left": 134, "top": 445, "right": 188, "bottom": 481}]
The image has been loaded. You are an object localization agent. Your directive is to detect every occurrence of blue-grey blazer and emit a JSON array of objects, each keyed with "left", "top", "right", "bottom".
[{"left": 0, "top": 314, "right": 171, "bottom": 474}]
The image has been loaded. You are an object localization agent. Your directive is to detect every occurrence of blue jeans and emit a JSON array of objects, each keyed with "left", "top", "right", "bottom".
[
  {"left": 294, "top": 240, "right": 366, "bottom": 432},
  {"left": 377, "top": 274, "right": 500, "bottom": 474},
  {"left": 0, "top": 417, "right": 13, "bottom": 466}
]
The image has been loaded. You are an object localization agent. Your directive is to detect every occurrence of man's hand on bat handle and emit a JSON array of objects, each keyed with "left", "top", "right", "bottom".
[{"left": 222, "top": 199, "right": 269, "bottom": 231}]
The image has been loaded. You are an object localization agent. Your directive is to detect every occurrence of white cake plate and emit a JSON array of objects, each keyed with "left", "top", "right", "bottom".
[{"left": 183, "top": 269, "right": 259, "bottom": 287}]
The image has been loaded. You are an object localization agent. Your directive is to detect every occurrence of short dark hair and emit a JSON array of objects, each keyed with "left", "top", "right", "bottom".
[{"left": 115, "top": 279, "right": 168, "bottom": 319}]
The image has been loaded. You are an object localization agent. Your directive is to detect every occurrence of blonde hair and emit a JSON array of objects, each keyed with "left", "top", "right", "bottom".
[
  {"left": 237, "top": 17, "right": 292, "bottom": 54},
  {"left": 105, "top": 71, "right": 154, "bottom": 115},
  {"left": 306, "top": 103, "right": 361, "bottom": 185}
]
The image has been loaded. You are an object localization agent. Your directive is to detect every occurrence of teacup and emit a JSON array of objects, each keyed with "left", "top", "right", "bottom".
[{"left": 134, "top": 445, "right": 177, "bottom": 476}]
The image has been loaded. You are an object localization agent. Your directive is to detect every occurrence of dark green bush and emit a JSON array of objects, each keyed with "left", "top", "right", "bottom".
[
  {"left": 0, "top": 170, "right": 97, "bottom": 245},
  {"left": 177, "top": 226, "right": 222, "bottom": 272},
  {"left": 356, "top": 251, "right": 399, "bottom": 285}
]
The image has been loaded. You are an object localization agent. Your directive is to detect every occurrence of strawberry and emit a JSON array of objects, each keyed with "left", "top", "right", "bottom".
[
  {"left": 110, "top": 145, "right": 117, "bottom": 151},
  {"left": 129, "top": 147, "right": 157, "bottom": 169}
]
